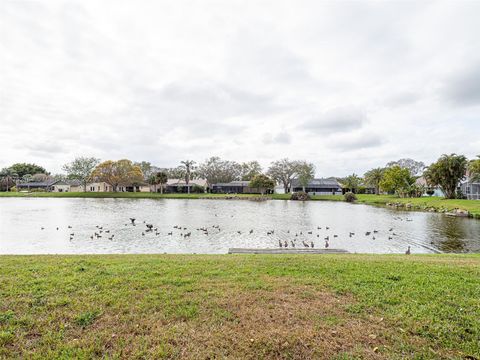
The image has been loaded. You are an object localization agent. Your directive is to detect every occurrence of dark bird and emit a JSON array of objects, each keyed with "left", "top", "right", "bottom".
[
  {"left": 146, "top": 224, "right": 153, "bottom": 230},
  {"left": 373, "top": 230, "right": 378, "bottom": 233},
  {"left": 317, "top": 226, "right": 321, "bottom": 230},
  {"left": 278, "top": 240, "right": 283, "bottom": 248},
  {"left": 141, "top": 232, "right": 145, "bottom": 236},
  {"left": 41, "top": 227, "right": 44, "bottom": 230},
  {"left": 56, "top": 227, "right": 59, "bottom": 231},
  {"left": 365, "top": 232, "right": 371, "bottom": 236},
  {"left": 168, "top": 232, "right": 172, "bottom": 235},
  {"left": 70, "top": 233, "right": 74, "bottom": 236},
  {"left": 388, "top": 236, "right": 393, "bottom": 240},
  {"left": 249, "top": 229, "right": 253, "bottom": 234},
  {"left": 130, "top": 218, "right": 136, "bottom": 225},
  {"left": 389, "top": 228, "right": 393, "bottom": 232},
  {"left": 317, "top": 234, "right": 320, "bottom": 237},
  {"left": 291, "top": 241, "right": 295, "bottom": 247},
  {"left": 310, "top": 241, "right": 314, "bottom": 248},
  {"left": 302, "top": 241, "right": 309, "bottom": 248},
  {"left": 284, "top": 240, "right": 288, "bottom": 248},
  {"left": 308, "top": 231, "right": 312, "bottom": 234},
  {"left": 326, "top": 226, "right": 329, "bottom": 230},
  {"left": 372, "top": 236, "right": 376, "bottom": 240},
  {"left": 405, "top": 246, "right": 411, "bottom": 255},
  {"left": 333, "top": 234, "right": 338, "bottom": 238},
  {"left": 68, "top": 225, "right": 72, "bottom": 229},
  {"left": 324, "top": 236, "right": 329, "bottom": 241},
  {"left": 324, "top": 240, "right": 329, "bottom": 249}
]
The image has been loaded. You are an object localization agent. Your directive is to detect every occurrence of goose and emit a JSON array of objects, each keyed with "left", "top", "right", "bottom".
[
  {"left": 278, "top": 240, "right": 283, "bottom": 248},
  {"left": 249, "top": 229, "right": 253, "bottom": 234},
  {"left": 333, "top": 234, "right": 338, "bottom": 238},
  {"left": 324, "top": 236, "right": 329, "bottom": 241},
  {"left": 324, "top": 240, "right": 329, "bottom": 249},
  {"left": 56, "top": 227, "right": 59, "bottom": 231},
  {"left": 290, "top": 241, "right": 295, "bottom": 247},
  {"left": 310, "top": 241, "right": 314, "bottom": 248},
  {"left": 284, "top": 240, "right": 288, "bottom": 248},
  {"left": 68, "top": 225, "right": 72, "bottom": 229},
  {"left": 141, "top": 232, "right": 145, "bottom": 236},
  {"left": 388, "top": 236, "right": 393, "bottom": 240},
  {"left": 307, "top": 231, "right": 312, "bottom": 235},
  {"left": 365, "top": 232, "right": 371, "bottom": 236},
  {"left": 41, "top": 227, "right": 44, "bottom": 230},
  {"left": 405, "top": 246, "right": 411, "bottom": 255},
  {"left": 129, "top": 218, "right": 136, "bottom": 225},
  {"left": 326, "top": 226, "right": 330, "bottom": 230},
  {"left": 302, "top": 241, "right": 309, "bottom": 248}
]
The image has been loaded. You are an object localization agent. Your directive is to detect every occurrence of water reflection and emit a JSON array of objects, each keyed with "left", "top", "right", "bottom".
[{"left": 0, "top": 198, "right": 479, "bottom": 255}]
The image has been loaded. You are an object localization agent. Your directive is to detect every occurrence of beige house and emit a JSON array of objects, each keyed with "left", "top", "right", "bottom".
[{"left": 87, "top": 182, "right": 114, "bottom": 192}]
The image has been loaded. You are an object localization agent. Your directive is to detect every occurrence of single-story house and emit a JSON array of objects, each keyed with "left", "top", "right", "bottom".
[
  {"left": 210, "top": 180, "right": 267, "bottom": 194},
  {"left": 163, "top": 179, "right": 208, "bottom": 193},
  {"left": 459, "top": 177, "right": 480, "bottom": 200},
  {"left": 51, "top": 180, "right": 71, "bottom": 192},
  {"left": 415, "top": 177, "right": 445, "bottom": 197},
  {"left": 67, "top": 179, "right": 83, "bottom": 192},
  {"left": 291, "top": 178, "right": 342, "bottom": 195},
  {"left": 87, "top": 182, "right": 114, "bottom": 192}
]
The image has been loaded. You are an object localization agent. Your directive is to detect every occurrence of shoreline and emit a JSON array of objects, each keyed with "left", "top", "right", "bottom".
[{"left": 0, "top": 192, "right": 479, "bottom": 219}]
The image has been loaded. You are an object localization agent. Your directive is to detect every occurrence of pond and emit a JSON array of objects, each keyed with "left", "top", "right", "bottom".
[{"left": 0, "top": 198, "right": 479, "bottom": 254}]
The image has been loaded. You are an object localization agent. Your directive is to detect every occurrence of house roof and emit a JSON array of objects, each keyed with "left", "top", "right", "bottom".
[
  {"left": 166, "top": 179, "right": 208, "bottom": 187},
  {"left": 291, "top": 178, "right": 342, "bottom": 188},
  {"left": 17, "top": 180, "right": 59, "bottom": 187}
]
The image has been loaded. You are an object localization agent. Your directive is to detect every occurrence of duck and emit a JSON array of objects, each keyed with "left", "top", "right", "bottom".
[
  {"left": 365, "top": 232, "right": 371, "bottom": 236},
  {"left": 333, "top": 234, "right": 338, "bottom": 238},
  {"left": 290, "top": 241, "right": 295, "bottom": 247},
  {"left": 129, "top": 218, "right": 136, "bottom": 225},
  {"left": 324, "top": 240, "right": 329, "bottom": 249},
  {"left": 324, "top": 236, "right": 329, "bottom": 241}
]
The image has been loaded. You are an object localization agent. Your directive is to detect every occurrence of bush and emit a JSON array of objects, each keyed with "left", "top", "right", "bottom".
[
  {"left": 344, "top": 192, "right": 357, "bottom": 202},
  {"left": 290, "top": 191, "right": 310, "bottom": 201},
  {"left": 191, "top": 184, "right": 205, "bottom": 193}
]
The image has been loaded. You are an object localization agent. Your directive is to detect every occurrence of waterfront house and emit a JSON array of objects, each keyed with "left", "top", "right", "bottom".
[
  {"left": 210, "top": 180, "right": 266, "bottom": 194},
  {"left": 164, "top": 179, "right": 208, "bottom": 193},
  {"left": 17, "top": 180, "right": 59, "bottom": 192},
  {"left": 290, "top": 178, "right": 342, "bottom": 195},
  {"left": 415, "top": 177, "right": 445, "bottom": 197}
]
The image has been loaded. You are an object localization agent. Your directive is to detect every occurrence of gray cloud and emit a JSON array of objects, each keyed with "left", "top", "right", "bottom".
[
  {"left": 442, "top": 65, "right": 480, "bottom": 106},
  {"left": 300, "top": 106, "right": 367, "bottom": 134},
  {"left": 263, "top": 131, "right": 292, "bottom": 145},
  {"left": 327, "top": 133, "right": 384, "bottom": 151}
]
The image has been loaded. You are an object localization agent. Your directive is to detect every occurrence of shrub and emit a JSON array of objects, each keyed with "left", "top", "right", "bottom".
[
  {"left": 344, "top": 192, "right": 357, "bottom": 202},
  {"left": 191, "top": 184, "right": 205, "bottom": 193},
  {"left": 290, "top": 191, "right": 310, "bottom": 201}
]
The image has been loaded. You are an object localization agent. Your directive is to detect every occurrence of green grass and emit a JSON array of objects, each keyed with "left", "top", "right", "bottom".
[
  {"left": 1, "top": 192, "right": 479, "bottom": 218},
  {"left": 0, "top": 254, "right": 479, "bottom": 359}
]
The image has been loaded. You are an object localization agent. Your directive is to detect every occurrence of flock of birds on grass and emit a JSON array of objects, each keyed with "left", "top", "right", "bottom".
[{"left": 40, "top": 215, "right": 414, "bottom": 255}]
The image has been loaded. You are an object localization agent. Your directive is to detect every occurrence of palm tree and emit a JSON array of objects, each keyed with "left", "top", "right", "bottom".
[
  {"left": 364, "top": 168, "right": 385, "bottom": 195},
  {"left": 180, "top": 160, "right": 196, "bottom": 194},
  {"left": 155, "top": 171, "right": 168, "bottom": 194},
  {"left": 147, "top": 174, "right": 158, "bottom": 193},
  {"left": 0, "top": 168, "right": 18, "bottom": 192}
]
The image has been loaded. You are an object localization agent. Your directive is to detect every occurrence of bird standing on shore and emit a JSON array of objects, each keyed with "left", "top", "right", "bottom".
[{"left": 405, "top": 246, "right": 411, "bottom": 255}]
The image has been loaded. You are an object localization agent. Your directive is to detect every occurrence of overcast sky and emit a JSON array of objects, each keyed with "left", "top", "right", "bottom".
[{"left": 1, "top": 1, "right": 479, "bottom": 176}]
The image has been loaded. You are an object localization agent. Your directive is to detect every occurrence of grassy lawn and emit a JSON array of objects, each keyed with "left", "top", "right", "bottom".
[{"left": 0, "top": 254, "right": 479, "bottom": 359}]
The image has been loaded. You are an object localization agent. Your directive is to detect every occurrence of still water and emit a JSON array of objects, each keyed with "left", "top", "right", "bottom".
[{"left": 0, "top": 198, "right": 479, "bottom": 254}]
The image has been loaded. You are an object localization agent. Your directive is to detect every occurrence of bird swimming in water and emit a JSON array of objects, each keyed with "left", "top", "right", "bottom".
[
  {"left": 365, "top": 232, "right": 371, "bottom": 236},
  {"left": 405, "top": 246, "right": 411, "bottom": 255},
  {"left": 130, "top": 218, "right": 136, "bottom": 225}
]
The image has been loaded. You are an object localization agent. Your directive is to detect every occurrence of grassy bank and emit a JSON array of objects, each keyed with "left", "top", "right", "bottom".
[
  {"left": 1, "top": 192, "right": 479, "bottom": 218},
  {"left": 0, "top": 254, "right": 479, "bottom": 359}
]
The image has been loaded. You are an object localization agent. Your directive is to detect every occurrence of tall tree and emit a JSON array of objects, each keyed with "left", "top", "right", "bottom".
[
  {"left": 267, "top": 159, "right": 300, "bottom": 193},
  {"left": 239, "top": 161, "right": 262, "bottom": 181},
  {"left": 342, "top": 173, "right": 362, "bottom": 193},
  {"left": 469, "top": 156, "right": 480, "bottom": 182},
  {"left": 7, "top": 163, "right": 47, "bottom": 178},
  {"left": 134, "top": 161, "right": 155, "bottom": 180},
  {"left": 364, "top": 167, "right": 385, "bottom": 195},
  {"left": 249, "top": 174, "right": 275, "bottom": 195},
  {"left": 91, "top": 160, "right": 144, "bottom": 192},
  {"left": 297, "top": 161, "right": 315, "bottom": 192},
  {"left": 380, "top": 166, "right": 415, "bottom": 197},
  {"left": 180, "top": 160, "right": 196, "bottom": 194},
  {"left": 155, "top": 171, "right": 168, "bottom": 194},
  {"left": 386, "top": 158, "right": 425, "bottom": 177},
  {"left": 62, "top": 157, "right": 100, "bottom": 192},
  {"left": 424, "top": 154, "right": 468, "bottom": 199},
  {"left": 196, "top": 157, "right": 240, "bottom": 184}
]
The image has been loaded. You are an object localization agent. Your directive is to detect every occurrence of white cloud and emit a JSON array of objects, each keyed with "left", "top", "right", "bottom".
[{"left": 1, "top": 0, "right": 480, "bottom": 176}]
